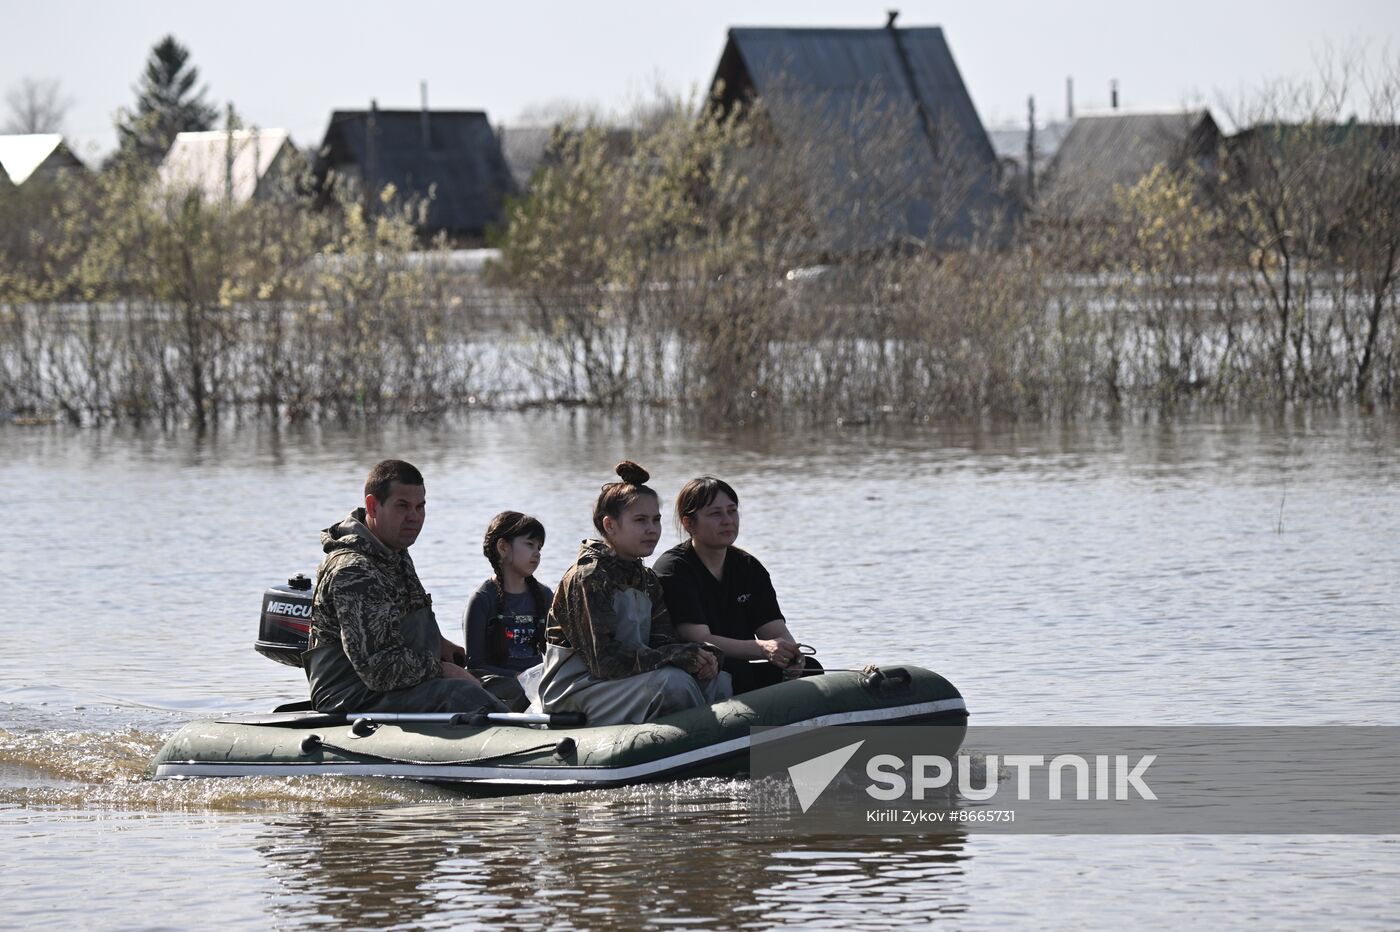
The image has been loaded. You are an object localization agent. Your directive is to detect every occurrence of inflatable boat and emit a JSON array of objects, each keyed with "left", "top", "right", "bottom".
[
  {"left": 152, "top": 666, "right": 966, "bottom": 794},
  {"left": 150, "top": 575, "right": 968, "bottom": 794}
]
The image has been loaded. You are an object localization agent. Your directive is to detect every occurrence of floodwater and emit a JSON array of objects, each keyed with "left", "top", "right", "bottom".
[{"left": 2, "top": 409, "right": 1398, "bottom": 929}]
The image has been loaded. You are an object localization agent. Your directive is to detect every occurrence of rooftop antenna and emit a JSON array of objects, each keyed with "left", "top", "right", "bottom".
[{"left": 884, "top": 9, "right": 937, "bottom": 158}]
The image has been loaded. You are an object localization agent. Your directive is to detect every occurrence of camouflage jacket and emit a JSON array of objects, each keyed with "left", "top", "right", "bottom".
[
  {"left": 546, "top": 539, "right": 710, "bottom": 680},
  {"left": 310, "top": 509, "right": 441, "bottom": 694}
]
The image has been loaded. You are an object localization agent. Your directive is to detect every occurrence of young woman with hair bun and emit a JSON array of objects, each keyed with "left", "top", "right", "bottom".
[
  {"left": 653, "top": 476, "right": 821, "bottom": 695},
  {"left": 538, "top": 461, "right": 732, "bottom": 725}
]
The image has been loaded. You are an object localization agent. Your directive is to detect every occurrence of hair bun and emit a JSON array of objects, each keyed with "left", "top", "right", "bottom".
[{"left": 614, "top": 460, "right": 650, "bottom": 486}]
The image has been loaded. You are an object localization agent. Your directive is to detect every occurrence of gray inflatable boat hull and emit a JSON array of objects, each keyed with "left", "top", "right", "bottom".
[{"left": 151, "top": 667, "right": 967, "bottom": 794}]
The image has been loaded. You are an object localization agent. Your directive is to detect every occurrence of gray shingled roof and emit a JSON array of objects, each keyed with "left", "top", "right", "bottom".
[
  {"left": 314, "top": 110, "right": 515, "bottom": 238},
  {"left": 1043, "top": 110, "right": 1221, "bottom": 219},
  {"left": 710, "top": 25, "right": 1004, "bottom": 249},
  {"left": 498, "top": 124, "right": 637, "bottom": 192},
  {"left": 987, "top": 121, "right": 1071, "bottom": 167},
  {"left": 497, "top": 125, "right": 555, "bottom": 191}
]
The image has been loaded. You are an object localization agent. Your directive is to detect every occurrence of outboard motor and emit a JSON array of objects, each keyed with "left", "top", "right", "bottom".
[{"left": 255, "top": 573, "right": 313, "bottom": 667}]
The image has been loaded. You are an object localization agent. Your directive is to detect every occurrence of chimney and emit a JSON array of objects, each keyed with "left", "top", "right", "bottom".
[
  {"left": 1066, "top": 76, "right": 1074, "bottom": 121},
  {"left": 886, "top": 9, "right": 898, "bottom": 28},
  {"left": 420, "top": 80, "right": 430, "bottom": 148},
  {"left": 1110, "top": 79, "right": 1119, "bottom": 111}
]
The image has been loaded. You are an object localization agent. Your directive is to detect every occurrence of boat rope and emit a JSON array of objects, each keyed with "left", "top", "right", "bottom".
[{"left": 298, "top": 735, "right": 567, "bottom": 767}]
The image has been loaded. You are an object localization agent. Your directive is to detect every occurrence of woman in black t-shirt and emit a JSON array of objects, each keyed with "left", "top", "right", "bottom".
[{"left": 653, "top": 476, "right": 821, "bottom": 694}]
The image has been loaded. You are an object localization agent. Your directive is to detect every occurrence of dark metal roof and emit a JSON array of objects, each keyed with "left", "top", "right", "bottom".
[
  {"left": 314, "top": 110, "right": 515, "bottom": 238},
  {"left": 710, "top": 26, "right": 1005, "bottom": 249},
  {"left": 1043, "top": 110, "right": 1221, "bottom": 219}
]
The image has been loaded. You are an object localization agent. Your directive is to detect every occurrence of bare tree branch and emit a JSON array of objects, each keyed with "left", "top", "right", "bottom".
[{"left": 3, "top": 77, "right": 73, "bottom": 135}]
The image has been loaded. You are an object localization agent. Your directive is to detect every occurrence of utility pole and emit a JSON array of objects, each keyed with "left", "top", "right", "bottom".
[
  {"left": 366, "top": 98, "right": 378, "bottom": 220},
  {"left": 224, "top": 101, "right": 236, "bottom": 207},
  {"left": 1026, "top": 95, "right": 1037, "bottom": 203}
]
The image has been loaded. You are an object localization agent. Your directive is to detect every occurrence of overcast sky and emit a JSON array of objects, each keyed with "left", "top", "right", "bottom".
[{"left": 3, "top": 0, "right": 1396, "bottom": 160}]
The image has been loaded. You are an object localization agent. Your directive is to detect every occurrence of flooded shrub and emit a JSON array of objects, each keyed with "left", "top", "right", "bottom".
[
  {"left": 5, "top": 65, "right": 1399, "bottom": 426},
  {"left": 0, "top": 157, "right": 488, "bottom": 426}
]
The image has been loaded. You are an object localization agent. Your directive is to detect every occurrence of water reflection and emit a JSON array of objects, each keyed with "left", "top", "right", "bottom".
[
  {"left": 256, "top": 782, "right": 969, "bottom": 929},
  {"left": 4, "top": 409, "right": 1399, "bottom": 927}
]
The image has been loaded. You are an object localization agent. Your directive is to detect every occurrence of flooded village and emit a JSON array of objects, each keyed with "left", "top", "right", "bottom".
[
  {"left": 2, "top": 7, "right": 1399, "bottom": 931},
  {"left": 3, "top": 15, "right": 1398, "bottom": 429}
]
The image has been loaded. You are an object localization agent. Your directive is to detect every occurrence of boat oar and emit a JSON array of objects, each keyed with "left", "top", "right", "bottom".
[{"left": 342, "top": 710, "right": 586, "bottom": 729}]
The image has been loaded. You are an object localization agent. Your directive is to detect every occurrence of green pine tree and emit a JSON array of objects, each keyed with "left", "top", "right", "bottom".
[{"left": 116, "top": 35, "right": 218, "bottom": 164}]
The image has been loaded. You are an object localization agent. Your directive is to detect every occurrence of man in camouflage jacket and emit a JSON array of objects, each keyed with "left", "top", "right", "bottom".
[{"left": 304, "top": 460, "right": 507, "bottom": 714}]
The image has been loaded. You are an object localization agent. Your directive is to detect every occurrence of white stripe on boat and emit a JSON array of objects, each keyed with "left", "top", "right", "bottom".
[{"left": 153, "top": 697, "right": 966, "bottom": 784}]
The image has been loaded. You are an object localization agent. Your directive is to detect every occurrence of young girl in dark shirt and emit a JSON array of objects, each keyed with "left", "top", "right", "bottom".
[{"left": 462, "top": 511, "right": 552, "bottom": 677}]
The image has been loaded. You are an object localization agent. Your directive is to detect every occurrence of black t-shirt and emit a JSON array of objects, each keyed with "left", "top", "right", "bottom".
[{"left": 652, "top": 541, "right": 784, "bottom": 641}]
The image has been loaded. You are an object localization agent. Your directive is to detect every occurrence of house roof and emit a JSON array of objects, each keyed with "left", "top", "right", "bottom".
[
  {"left": 987, "top": 121, "right": 1072, "bottom": 166},
  {"left": 314, "top": 109, "right": 515, "bottom": 237},
  {"left": 157, "top": 129, "right": 294, "bottom": 203},
  {"left": 497, "top": 123, "right": 638, "bottom": 191},
  {"left": 497, "top": 125, "right": 555, "bottom": 190},
  {"left": 1044, "top": 110, "right": 1221, "bottom": 217},
  {"left": 710, "top": 25, "right": 1004, "bottom": 248},
  {"left": 1229, "top": 121, "right": 1400, "bottom": 149},
  {"left": 0, "top": 133, "right": 83, "bottom": 185}
]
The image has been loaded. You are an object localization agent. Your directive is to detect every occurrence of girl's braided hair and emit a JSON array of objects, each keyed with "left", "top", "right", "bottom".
[{"left": 482, "top": 511, "right": 550, "bottom": 618}]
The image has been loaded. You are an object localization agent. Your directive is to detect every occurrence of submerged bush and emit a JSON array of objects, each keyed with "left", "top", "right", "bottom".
[
  {"left": 490, "top": 68, "right": 1400, "bottom": 421},
  {"left": 0, "top": 157, "right": 487, "bottom": 426},
  {"left": 5, "top": 64, "right": 1399, "bottom": 427}
]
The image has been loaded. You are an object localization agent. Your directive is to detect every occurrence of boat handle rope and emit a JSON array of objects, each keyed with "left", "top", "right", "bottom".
[
  {"left": 296, "top": 664, "right": 907, "bottom": 763},
  {"left": 298, "top": 734, "right": 571, "bottom": 766},
  {"left": 761, "top": 646, "right": 911, "bottom": 692},
  {"left": 783, "top": 660, "right": 913, "bottom": 692},
  {"left": 341, "top": 711, "right": 587, "bottom": 728}
]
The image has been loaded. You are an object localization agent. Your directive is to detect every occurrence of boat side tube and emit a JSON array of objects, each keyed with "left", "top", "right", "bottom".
[{"left": 150, "top": 666, "right": 968, "bottom": 793}]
